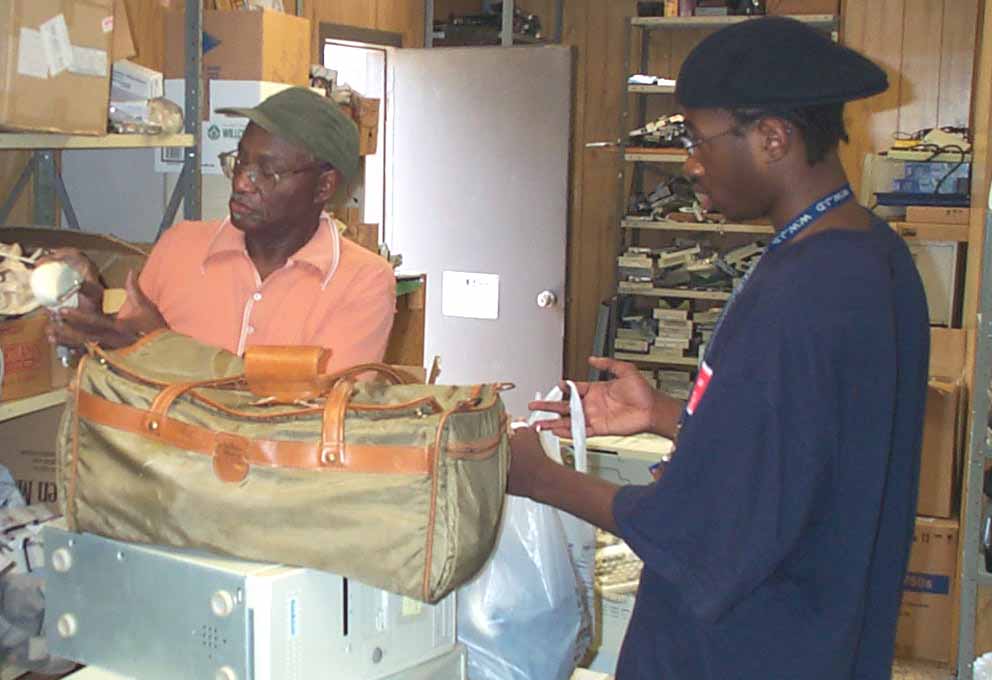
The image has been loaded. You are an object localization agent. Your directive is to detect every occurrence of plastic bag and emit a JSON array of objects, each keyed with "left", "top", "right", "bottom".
[{"left": 457, "top": 381, "right": 596, "bottom": 680}]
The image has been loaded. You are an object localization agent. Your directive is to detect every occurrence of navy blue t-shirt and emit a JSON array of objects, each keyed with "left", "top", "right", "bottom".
[{"left": 612, "top": 218, "right": 929, "bottom": 679}]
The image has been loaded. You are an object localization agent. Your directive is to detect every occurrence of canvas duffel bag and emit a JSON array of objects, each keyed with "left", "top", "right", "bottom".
[{"left": 56, "top": 331, "right": 509, "bottom": 603}]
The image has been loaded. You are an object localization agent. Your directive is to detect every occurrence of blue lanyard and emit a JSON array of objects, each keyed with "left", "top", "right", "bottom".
[
  {"left": 659, "top": 184, "right": 855, "bottom": 463},
  {"left": 703, "top": 184, "right": 854, "bottom": 361}
]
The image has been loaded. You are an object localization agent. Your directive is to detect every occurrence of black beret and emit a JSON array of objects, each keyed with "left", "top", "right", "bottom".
[{"left": 675, "top": 16, "right": 888, "bottom": 110}]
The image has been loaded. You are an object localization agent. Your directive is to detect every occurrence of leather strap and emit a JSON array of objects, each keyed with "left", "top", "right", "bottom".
[
  {"left": 245, "top": 345, "right": 333, "bottom": 402},
  {"left": 320, "top": 379, "right": 353, "bottom": 467},
  {"left": 77, "top": 390, "right": 434, "bottom": 480}
]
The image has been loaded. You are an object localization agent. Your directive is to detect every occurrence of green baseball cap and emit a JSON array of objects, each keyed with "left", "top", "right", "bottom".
[{"left": 216, "top": 87, "right": 360, "bottom": 182}]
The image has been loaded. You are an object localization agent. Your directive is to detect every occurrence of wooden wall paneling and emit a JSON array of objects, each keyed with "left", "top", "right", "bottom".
[
  {"left": 375, "top": 0, "right": 426, "bottom": 47},
  {"left": 562, "top": 0, "right": 589, "bottom": 379},
  {"left": 839, "top": 0, "right": 907, "bottom": 195},
  {"left": 566, "top": 0, "right": 614, "bottom": 380},
  {"left": 938, "top": 0, "right": 980, "bottom": 128},
  {"left": 897, "top": 0, "right": 943, "bottom": 136},
  {"left": 962, "top": 0, "right": 992, "bottom": 346}
]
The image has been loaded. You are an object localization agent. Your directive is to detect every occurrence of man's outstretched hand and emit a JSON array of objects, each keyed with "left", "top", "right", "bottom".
[{"left": 528, "top": 357, "right": 660, "bottom": 438}]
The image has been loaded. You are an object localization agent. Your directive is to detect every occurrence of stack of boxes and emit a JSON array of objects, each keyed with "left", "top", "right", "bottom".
[
  {"left": 894, "top": 328, "right": 968, "bottom": 665},
  {"left": 155, "top": 9, "right": 313, "bottom": 176}
]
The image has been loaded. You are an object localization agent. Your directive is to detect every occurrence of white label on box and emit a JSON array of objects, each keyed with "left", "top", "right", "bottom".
[
  {"left": 39, "top": 14, "right": 74, "bottom": 77},
  {"left": 69, "top": 46, "right": 108, "bottom": 77},
  {"left": 442, "top": 271, "right": 499, "bottom": 320},
  {"left": 16, "top": 28, "right": 48, "bottom": 79},
  {"left": 102, "top": 16, "right": 114, "bottom": 33}
]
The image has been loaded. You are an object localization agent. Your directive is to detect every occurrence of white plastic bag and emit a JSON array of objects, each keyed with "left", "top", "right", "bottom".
[{"left": 457, "top": 381, "right": 597, "bottom": 680}]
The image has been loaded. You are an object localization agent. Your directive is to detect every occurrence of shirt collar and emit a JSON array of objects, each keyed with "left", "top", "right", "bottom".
[{"left": 203, "top": 212, "right": 342, "bottom": 288}]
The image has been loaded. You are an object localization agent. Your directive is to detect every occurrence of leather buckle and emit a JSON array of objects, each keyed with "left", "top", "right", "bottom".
[{"left": 213, "top": 433, "right": 251, "bottom": 483}]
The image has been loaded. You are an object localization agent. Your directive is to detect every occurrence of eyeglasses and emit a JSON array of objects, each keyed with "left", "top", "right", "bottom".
[
  {"left": 218, "top": 150, "right": 321, "bottom": 190},
  {"left": 679, "top": 126, "right": 742, "bottom": 156}
]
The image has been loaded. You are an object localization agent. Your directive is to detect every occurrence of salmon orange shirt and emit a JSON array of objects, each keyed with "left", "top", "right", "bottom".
[{"left": 118, "top": 214, "right": 396, "bottom": 371}]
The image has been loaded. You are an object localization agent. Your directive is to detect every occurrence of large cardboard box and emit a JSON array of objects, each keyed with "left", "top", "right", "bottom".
[
  {"left": 164, "top": 10, "right": 311, "bottom": 86},
  {"left": 0, "top": 0, "right": 117, "bottom": 134},
  {"left": 0, "top": 228, "right": 148, "bottom": 404},
  {"left": 0, "top": 404, "right": 62, "bottom": 505},
  {"left": 895, "top": 517, "right": 959, "bottom": 663},
  {"left": 917, "top": 328, "right": 966, "bottom": 518}
]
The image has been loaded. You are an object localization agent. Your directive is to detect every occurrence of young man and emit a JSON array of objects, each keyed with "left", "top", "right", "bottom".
[
  {"left": 47, "top": 88, "right": 395, "bottom": 370},
  {"left": 510, "top": 17, "right": 930, "bottom": 679}
]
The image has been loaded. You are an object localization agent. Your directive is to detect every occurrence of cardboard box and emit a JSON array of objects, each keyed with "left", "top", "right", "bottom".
[
  {"left": 111, "top": 59, "right": 164, "bottom": 101},
  {"left": 0, "top": 227, "right": 148, "bottom": 403},
  {"left": 164, "top": 10, "right": 311, "bottom": 86},
  {"left": 906, "top": 206, "right": 971, "bottom": 226},
  {"left": 917, "top": 327, "right": 966, "bottom": 518},
  {"left": 930, "top": 327, "right": 965, "bottom": 378},
  {"left": 895, "top": 517, "right": 959, "bottom": 663},
  {"left": 766, "top": 0, "right": 840, "bottom": 14},
  {"left": 0, "top": 404, "right": 62, "bottom": 506},
  {"left": 112, "top": 0, "right": 135, "bottom": 61},
  {"left": 917, "top": 380, "right": 964, "bottom": 517},
  {"left": 0, "top": 0, "right": 115, "bottom": 134},
  {"left": 0, "top": 313, "right": 54, "bottom": 403},
  {"left": 157, "top": 79, "right": 294, "bottom": 175},
  {"left": 353, "top": 96, "right": 380, "bottom": 156}
]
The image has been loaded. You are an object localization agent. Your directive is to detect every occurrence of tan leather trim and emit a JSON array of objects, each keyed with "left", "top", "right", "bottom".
[
  {"left": 245, "top": 345, "right": 333, "bottom": 401},
  {"left": 91, "top": 347, "right": 445, "bottom": 422},
  {"left": 423, "top": 402, "right": 446, "bottom": 602},
  {"left": 67, "top": 355, "right": 89, "bottom": 531},
  {"left": 446, "top": 419, "right": 507, "bottom": 460},
  {"left": 76, "top": 390, "right": 433, "bottom": 477},
  {"left": 320, "top": 380, "right": 353, "bottom": 467}
]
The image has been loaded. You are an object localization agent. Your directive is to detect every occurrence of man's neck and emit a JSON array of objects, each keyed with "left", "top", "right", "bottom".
[
  {"left": 766, "top": 153, "right": 859, "bottom": 231},
  {"left": 246, "top": 213, "right": 322, "bottom": 280}
]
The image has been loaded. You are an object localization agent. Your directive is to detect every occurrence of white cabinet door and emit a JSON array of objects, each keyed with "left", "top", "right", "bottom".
[{"left": 388, "top": 46, "right": 571, "bottom": 415}]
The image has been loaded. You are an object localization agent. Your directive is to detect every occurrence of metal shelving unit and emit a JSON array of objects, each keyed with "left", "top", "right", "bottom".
[
  {"left": 957, "top": 184, "right": 992, "bottom": 680},
  {"left": 609, "top": 11, "right": 839, "bottom": 375},
  {"left": 622, "top": 218, "right": 774, "bottom": 234},
  {"left": 425, "top": 0, "right": 564, "bottom": 48},
  {"left": 631, "top": 14, "right": 837, "bottom": 30},
  {"left": 0, "top": 3, "right": 203, "bottom": 235}
]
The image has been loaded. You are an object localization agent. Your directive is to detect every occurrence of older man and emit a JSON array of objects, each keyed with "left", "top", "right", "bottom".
[
  {"left": 49, "top": 87, "right": 395, "bottom": 370},
  {"left": 511, "top": 17, "right": 929, "bottom": 680}
]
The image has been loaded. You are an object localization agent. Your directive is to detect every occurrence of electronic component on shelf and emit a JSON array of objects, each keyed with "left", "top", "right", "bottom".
[{"left": 595, "top": 542, "right": 644, "bottom": 599}]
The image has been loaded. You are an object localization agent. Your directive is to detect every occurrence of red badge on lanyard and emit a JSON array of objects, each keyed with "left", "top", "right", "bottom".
[{"left": 686, "top": 360, "right": 713, "bottom": 416}]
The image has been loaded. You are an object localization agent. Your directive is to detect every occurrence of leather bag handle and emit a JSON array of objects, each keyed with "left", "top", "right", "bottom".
[
  {"left": 320, "top": 379, "right": 355, "bottom": 467},
  {"left": 244, "top": 347, "right": 418, "bottom": 402}
]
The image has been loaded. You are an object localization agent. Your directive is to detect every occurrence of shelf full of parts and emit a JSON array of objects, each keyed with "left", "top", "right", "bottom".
[{"left": 609, "top": 12, "right": 839, "bottom": 399}]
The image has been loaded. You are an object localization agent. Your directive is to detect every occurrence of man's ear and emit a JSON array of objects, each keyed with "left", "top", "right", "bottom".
[
  {"left": 754, "top": 117, "right": 795, "bottom": 164},
  {"left": 314, "top": 168, "right": 340, "bottom": 205}
]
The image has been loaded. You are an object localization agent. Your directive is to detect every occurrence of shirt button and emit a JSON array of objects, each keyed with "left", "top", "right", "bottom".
[
  {"left": 247, "top": 326, "right": 255, "bottom": 335},
  {"left": 252, "top": 292, "right": 262, "bottom": 301}
]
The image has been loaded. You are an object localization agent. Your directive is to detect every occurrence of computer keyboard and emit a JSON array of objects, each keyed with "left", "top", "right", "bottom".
[{"left": 595, "top": 541, "right": 643, "bottom": 599}]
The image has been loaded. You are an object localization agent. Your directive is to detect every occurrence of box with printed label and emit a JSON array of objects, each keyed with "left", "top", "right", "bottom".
[
  {"left": 111, "top": 59, "right": 163, "bottom": 101},
  {"left": 156, "top": 80, "right": 294, "bottom": 174},
  {"left": 164, "top": 9, "right": 311, "bottom": 86},
  {"left": 0, "top": 0, "right": 117, "bottom": 134},
  {"left": 0, "top": 404, "right": 62, "bottom": 505},
  {"left": 894, "top": 517, "right": 958, "bottom": 663},
  {"left": 0, "top": 313, "right": 53, "bottom": 404}
]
